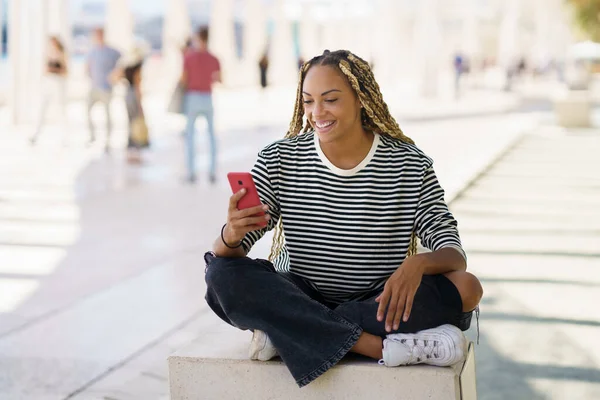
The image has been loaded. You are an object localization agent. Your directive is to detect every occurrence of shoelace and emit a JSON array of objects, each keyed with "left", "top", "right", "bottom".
[
  {"left": 475, "top": 305, "right": 480, "bottom": 345},
  {"left": 378, "top": 339, "right": 440, "bottom": 365}
]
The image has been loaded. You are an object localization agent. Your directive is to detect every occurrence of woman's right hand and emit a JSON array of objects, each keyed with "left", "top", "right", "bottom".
[{"left": 223, "top": 189, "right": 270, "bottom": 245}]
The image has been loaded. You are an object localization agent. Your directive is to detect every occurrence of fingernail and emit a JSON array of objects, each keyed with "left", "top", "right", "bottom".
[
  {"left": 241, "top": 188, "right": 246, "bottom": 193},
  {"left": 265, "top": 215, "right": 270, "bottom": 220},
  {"left": 262, "top": 205, "right": 269, "bottom": 210},
  {"left": 386, "top": 325, "right": 391, "bottom": 332},
  {"left": 377, "top": 315, "right": 382, "bottom": 321}
]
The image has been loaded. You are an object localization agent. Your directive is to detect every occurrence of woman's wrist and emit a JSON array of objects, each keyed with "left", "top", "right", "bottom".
[
  {"left": 221, "top": 224, "right": 243, "bottom": 248},
  {"left": 401, "top": 254, "right": 427, "bottom": 275}
]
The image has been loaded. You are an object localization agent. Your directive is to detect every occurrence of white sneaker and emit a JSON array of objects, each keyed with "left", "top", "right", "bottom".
[
  {"left": 249, "top": 329, "right": 278, "bottom": 361},
  {"left": 380, "top": 324, "right": 467, "bottom": 367}
]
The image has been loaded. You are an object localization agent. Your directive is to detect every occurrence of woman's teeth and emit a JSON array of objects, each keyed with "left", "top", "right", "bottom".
[{"left": 315, "top": 121, "right": 334, "bottom": 128}]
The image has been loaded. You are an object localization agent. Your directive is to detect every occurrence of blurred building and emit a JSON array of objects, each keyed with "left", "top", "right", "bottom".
[{"left": 4, "top": 0, "right": 577, "bottom": 124}]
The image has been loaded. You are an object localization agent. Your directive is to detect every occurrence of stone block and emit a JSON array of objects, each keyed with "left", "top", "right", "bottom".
[
  {"left": 554, "top": 91, "right": 592, "bottom": 128},
  {"left": 168, "top": 327, "right": 477, "bottom": 400}
]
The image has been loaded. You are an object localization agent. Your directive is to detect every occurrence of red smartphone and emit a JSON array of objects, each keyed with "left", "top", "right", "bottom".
[{"left": 227, "top": 172, "right": 266, "bottom": 227}]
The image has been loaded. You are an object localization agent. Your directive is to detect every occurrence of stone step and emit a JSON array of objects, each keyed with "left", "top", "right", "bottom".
[{"left": 168, "top": 324, "right": 477, "bottom": 400}]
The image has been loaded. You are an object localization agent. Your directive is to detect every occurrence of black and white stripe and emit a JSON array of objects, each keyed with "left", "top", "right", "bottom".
[{"left": 242, "top": 131, "right": 465, "bottom": 304}]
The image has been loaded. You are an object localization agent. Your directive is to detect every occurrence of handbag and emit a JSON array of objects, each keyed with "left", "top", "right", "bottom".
[
  {"left": 167, "top": 81, "right": 185, "bottom": 114},
  {"left": 131, "top": 116, "right": 149, "bottom": 146}
]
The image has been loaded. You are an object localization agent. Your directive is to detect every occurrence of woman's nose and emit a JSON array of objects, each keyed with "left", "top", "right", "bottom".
[{"left": 312, "top": 102, "right": 324, "bottom": 118}]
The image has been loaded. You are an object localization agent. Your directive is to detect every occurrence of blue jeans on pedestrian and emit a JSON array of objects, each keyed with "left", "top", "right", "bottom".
[
  {"left": 184, "top": 92, "right": 215, "bottom": 180},
  {"left": 204, "top": 253, "right": 467, "bottom": 387}
]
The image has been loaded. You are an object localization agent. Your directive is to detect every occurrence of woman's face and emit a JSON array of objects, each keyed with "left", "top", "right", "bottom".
[{"left": 302, "top": 65, "right": 362, "bottom": 145}]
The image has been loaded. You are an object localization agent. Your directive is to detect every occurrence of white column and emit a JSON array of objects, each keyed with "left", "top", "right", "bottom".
[
  {"left": 209, "top": 0, "right": 237, "bottom": 87},
  {"left": 321, "top": 20, "right": 343, "bottom": 51},
  {"left": 372, "top": 0, "right": 404, "bottom": 89},
  {"left": 162, "top": 0, "right": 191, "bottom": 87},
  {"left": 0, "top": 0, "right": 3, "bottom": 58},
  {"left": 9, "top": 0, "right": 49, "bottom": 125},
  {"left": 9, "top": 0, "right": 24, "bottom": 124},
  {"left": 47, "top": 0, "right": 69, "bottom": 43},
  {"left": 240, "top": 0, "right": 267, "bottom": 86},
  {"left": 413, "top": 0, "right": 442, "bottom": 97},
  {"left": 346, "top": 2, "right": 374, "bottom": 63},
  {"left": 350, "top": 21, "right": 373, "bottom": 63},
  {"left": 531, "top": 0, "right": 551, "bottom": 69},
  {"left": 321, "top": 1, "right": 346, "bottom": 51},
  {"left": 461, "top": 1, "right": 479, "bottom": 61},
  {"left": 268, "top": 0, "right": 297, "bottom": 86},
  {"left": 299, "top": 6, "right": 321, "bottom": 61},
  {"left": 497, "top": 0, "right": 520, "bottom": 70},
  {"left": 105, "top": 0, "right": 135, "bottom": 54},
  {"left": 549, "top": 0, "right": 576, "bottom": 61}
]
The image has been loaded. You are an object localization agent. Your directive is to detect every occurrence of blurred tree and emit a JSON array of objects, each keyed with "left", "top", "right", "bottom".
[{"left": 568, "top": 0, "right": 600, "bottom": 41}]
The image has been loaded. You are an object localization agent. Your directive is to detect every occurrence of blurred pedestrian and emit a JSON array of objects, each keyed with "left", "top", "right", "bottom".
[
  {"left": 453, "top": 52, "right": 465, "bottom": 98},
  {"left": 30, "top": 36, "right": 69, "bottom": 145},
  {"left": 259, "top": 52, "right": 269, "bottom": 89},
  {"left": 86, "top": 28, "right": 121, "bottom": 152},
  {"left": 113, "top": 47, "right": 149, "bottom": 164},
  {"left": 516, "top": 57, "right": 527, "bottom": 76},
  {"left": 167, "top": 39, "right": 191, "bottom": 117},
  {"left": 180, "top": 26, "right": 221, "bottom": 183}
]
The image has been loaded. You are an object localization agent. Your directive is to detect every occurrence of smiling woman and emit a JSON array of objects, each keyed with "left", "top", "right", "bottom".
[{"left": 204, "top": 49, "right": 483, "bottom": 388}]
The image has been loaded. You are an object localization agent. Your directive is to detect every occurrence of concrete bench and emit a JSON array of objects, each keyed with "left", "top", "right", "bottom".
[
  {"left": 168, "top": 325, "right": 477, "bottom": 400},
  {"left": 553, "top": 90, "right": 592, "bottom": 128}
]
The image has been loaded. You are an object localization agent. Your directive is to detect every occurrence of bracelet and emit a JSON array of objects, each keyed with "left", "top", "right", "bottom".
[{"left": 221, "top": 224, "right": 243, "bottom": 249}]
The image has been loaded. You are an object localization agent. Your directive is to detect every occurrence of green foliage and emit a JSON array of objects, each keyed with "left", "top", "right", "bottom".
[{"left": 568, "top": 0, "right": 600, "bottom": 41}]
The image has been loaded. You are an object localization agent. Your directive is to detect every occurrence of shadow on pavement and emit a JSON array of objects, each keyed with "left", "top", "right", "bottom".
[
  {"left": 479, "top": 277, "right": 599, "bottom": 287},
  {"left": 482, "top": 312, "right": 600, "bottom": 328}
]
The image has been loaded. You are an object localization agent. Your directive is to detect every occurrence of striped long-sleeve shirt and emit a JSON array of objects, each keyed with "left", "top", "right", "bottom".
[{"left": 241, "top": 131, "right": 466, "bottom": 304}]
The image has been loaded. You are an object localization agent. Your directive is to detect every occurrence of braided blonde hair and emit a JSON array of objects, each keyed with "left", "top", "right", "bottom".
[{"left": 269, "top": 50, "right": 418, "bottom": 261}]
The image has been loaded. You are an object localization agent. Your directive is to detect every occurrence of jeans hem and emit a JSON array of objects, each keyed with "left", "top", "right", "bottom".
[{"left": 296, "top": 325, "right": 363, "bottom": 388}]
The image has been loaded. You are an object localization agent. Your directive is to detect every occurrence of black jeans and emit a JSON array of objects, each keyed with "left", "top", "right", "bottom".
[{"left": 204, "top": 254, "right": 467, "bottom": 387}]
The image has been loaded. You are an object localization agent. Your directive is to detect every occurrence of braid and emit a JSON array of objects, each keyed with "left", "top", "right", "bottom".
[
  {"left": 269, "top": 50, "right": 418, "bottom": 262},
  {"left": 339, "top": 53, "right": 414, "bottom": 144}
]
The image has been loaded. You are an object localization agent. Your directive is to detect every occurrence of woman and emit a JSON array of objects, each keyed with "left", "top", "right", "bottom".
[
  {"left": 114, "top": 48, "right": 149, "bottom": 163},
  {"left": 30, "top": 36, "right": 68, "bottom": 145},
  {"left": 205, "top": 50, "right": 483, "bottom": 387}
]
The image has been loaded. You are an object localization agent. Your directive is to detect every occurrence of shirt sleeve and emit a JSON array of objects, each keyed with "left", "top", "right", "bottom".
[
  {"left": 414, "top": 165, "right": 467, "bottom": 261},
  {"left": 240, "top": 149, "right": 281, "bottom": 253}
]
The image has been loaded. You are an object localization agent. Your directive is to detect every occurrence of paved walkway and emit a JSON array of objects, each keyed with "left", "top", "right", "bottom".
[
  {"left": 454, "top": 125, "right": 600, "bottom": 400},
  {"left": 2, "top": 84, "right": 596, "bottom": 399}
]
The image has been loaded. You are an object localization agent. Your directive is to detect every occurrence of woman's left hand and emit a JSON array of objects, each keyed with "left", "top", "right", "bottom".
[{"left": 376, "top": 256, "right": 425, "bottom": 332}]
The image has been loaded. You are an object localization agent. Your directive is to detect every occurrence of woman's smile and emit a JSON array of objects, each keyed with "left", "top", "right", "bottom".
[{"left": 314, "top": 120, "right": 336, "bottom": 134}]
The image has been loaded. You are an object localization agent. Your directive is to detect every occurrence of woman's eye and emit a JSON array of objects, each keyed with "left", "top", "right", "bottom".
[
  {"left": 303, "top": 100, "right": 313, "bottom": 104},
  {"left": 325, "top": 99, "right": 338, "bottom": 103}
]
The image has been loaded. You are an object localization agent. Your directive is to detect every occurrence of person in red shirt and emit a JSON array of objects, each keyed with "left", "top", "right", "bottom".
[{"left": 181, "top": 26, "right": 221, "bottom": 183}]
